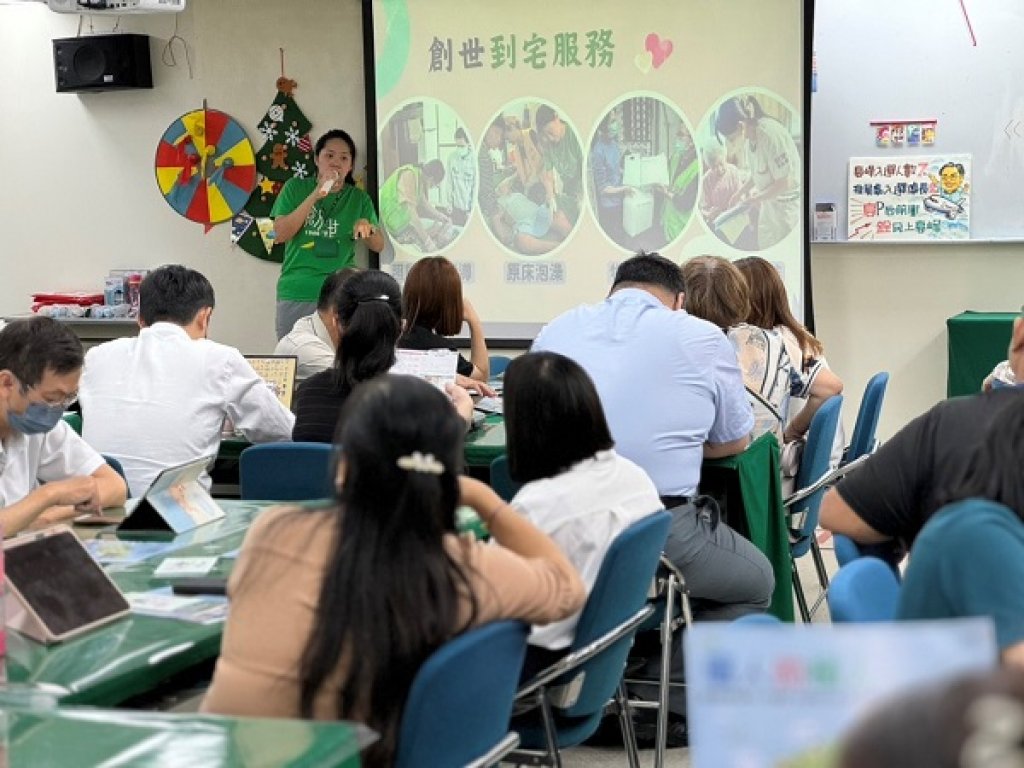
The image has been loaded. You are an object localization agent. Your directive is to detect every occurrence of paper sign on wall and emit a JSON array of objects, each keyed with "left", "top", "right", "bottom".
[{"left": 847, "top": 155, "right": 970, "bottom": 241}]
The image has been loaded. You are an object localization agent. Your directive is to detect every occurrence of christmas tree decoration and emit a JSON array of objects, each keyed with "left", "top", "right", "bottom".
[
  {"left": 234, "top": 50, "right": 315, "bottom": 263},
  {"left": 154, "top": 104, "right": 257, "bottom": 233}
]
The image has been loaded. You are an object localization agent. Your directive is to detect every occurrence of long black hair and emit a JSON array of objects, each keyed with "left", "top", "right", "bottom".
[
  {"left": 330, "top": 270, "right": 402, "bottom": 396},
  {"left": 504, "top": 351, "right": 614, "bottom": 483},
  {"left": 298, "top": 374, "right": 476, "bottom": 766},
  {"left": 938, "top": 392, "right": 1024, "bottom": 516}
]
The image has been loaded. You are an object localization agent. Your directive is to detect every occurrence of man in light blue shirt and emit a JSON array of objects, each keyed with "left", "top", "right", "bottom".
[{"left": 534, "top": 252, "right": 773, "bottom": 622}]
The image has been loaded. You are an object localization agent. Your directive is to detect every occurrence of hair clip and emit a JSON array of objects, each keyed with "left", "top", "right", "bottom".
[
  {"left": 357, "top": 294, "right": 391, "bottom": 305},
  {"left": 396, "top": 451, "right": 445, "bottom": 475}
]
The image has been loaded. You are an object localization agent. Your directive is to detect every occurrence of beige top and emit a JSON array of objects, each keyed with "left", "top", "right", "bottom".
[{"left": 201, "top": 505, "right": 584, "bottom": 719}]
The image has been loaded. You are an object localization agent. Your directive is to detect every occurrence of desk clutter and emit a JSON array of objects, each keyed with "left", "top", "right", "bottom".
[{"left": 31, "top": 269, "right": 149, "bottom": 319}]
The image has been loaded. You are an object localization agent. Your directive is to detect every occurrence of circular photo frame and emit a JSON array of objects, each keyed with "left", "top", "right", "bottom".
[{"left": 378, "top": 98, "right": 474, "bottom": 257}]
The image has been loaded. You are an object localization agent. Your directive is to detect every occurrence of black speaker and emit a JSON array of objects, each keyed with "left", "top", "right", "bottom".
[{"left": 52, "top": 34, "right": 153, "bottom": 93}]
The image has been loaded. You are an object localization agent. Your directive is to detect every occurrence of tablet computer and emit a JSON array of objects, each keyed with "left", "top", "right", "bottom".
[
  {"left": 117, "top": 455, "right": 224, "bottom": 534},
  {"left": 4, "top": 525, "right": 130, "bottom": 644}
]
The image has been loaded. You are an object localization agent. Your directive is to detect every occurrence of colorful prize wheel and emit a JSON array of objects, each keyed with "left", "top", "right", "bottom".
[{"left": 155, "top": 107, "right": 257, "bottom": 230}]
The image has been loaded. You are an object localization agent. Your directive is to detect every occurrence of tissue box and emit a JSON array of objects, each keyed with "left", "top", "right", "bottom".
[{"left": 623, "top": 189, "right": 654, "bottom": 237}]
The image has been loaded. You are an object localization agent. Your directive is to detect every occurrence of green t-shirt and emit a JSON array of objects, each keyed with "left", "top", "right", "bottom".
[
  {"left": 378, "top": 165, "right": 419, "bottom": 234},
  {"left": 272, "top": 178, "right": 378, "bottom": 302}
]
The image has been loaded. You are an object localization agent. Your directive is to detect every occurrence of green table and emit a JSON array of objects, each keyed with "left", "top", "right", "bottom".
[
  {"left": 702, "top": 433, "right": 794, "bottom": 622},
  {"left": 0, "top": 702, "right": 374, "bottom": 767},
  {"left": 947, "top": 311, "right": 1016, "bottom": 397},
  {"left": 464, "top": 415, "right": 505, "bottom": 468},
  {"left": 6, "top": 501, "right": 268, "bottom": 706}
]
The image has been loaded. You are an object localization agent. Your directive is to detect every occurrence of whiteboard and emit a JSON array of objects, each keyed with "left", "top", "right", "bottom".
[{"left": 811, "top": 0, "right": 1024, "bottom": 242}]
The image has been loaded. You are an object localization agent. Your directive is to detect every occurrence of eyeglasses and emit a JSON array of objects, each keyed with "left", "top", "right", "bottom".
[{"left": 16, "top": 378, "right": 78, "bottom": 409}]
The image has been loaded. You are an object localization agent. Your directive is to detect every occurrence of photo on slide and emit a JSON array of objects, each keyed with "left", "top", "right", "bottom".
[
  {"left": 696, "top": 89, "right": 803, "bottom": 251},
  {"left": 587, "top": 94, "right": 698, "bottom": 252},
  {"left": 378, "top": 98, "right": 473, "bottom": 257},
  {"left": 476, "top": 99, "right": 584, "bottom": 258}
]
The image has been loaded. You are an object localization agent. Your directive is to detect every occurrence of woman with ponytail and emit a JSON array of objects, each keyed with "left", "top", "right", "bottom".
[
  {"left": 202, "top": 375, "right": 585, "bottom": 766},
  {"left": 291, "top": 270, "right": 404, "bottom": 442}
]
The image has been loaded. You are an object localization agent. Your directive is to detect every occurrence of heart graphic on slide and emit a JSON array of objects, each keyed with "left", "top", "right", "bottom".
[
  {"left": 645, "top": 33, "right": 673, "bottom": 68},
  {"left": 634, "top": 51, "right": 653, "bottom": 74}
]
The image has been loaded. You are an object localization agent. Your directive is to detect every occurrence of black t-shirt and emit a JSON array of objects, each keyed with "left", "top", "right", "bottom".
[
  {"left": 292, "top": 370, "right": 350, "bottom": 443},
  {"left": 397, "top": 323, "right": 474, "bottom": 377},
  {"left": 836, "top": 387, "right": 1024, "bottom": 546}
]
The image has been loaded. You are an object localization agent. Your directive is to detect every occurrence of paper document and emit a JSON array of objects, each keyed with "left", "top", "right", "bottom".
[{"left": 391, "top": 348, "right": 459, "bottom": 390}]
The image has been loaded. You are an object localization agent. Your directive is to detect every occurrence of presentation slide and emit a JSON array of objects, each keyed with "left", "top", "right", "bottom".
[{"left": 371, "top": 0, "right": 804, "bottom": 339}]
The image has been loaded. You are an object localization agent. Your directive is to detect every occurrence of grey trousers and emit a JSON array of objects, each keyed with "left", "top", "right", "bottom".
[
  {"left": 275, "top": 300, "right": 317, "bottom": 341},
  {"left": 663, "top": 499, "right": 775, "bottom": 620}
]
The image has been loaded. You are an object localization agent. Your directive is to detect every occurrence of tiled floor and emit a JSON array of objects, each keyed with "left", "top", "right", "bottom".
[{"left": 558, "top": 536, "right": 840, "bottom": 767}]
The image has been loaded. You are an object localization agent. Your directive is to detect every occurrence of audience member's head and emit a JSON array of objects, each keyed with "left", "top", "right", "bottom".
[
  {"left": 1011, "top": 315, "right": 1024, "bottom": 381},
  {"left": 139, "top": 265, "right": 216, "bottom": 338},
  {"left": 331, "top": 270, "right": 402, "bottom": 393},
  {"left": 611, "top": 251, "right": 686, "bottom": 309},
  {"left": 839, "top": 668, "right": 1024, "bottom": 768},
  {"left": 939, "top": 394, "right": 1024, "bottom": 516},
  {"left": 402, "top": 257, "right": 464, "bottom": 336},
  {"left": 681, "top": 255, "right": 750, "bottom": 330},
  {"left": 504, "top": 352, "right": 614, "bottom": 484},
  {"left": 734, "top": 256, "right": 823, "bottom": 357},
  {"left": 316, "top": 267, "right": 361, "bottom": 348},
  {"left": 301, "top": 373, "right": 470, "bottom": 765},
  {"left": 0, "top": 316, "right": 83, "bottom": 435}
]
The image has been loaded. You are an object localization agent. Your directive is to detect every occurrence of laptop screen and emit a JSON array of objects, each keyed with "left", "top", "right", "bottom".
[
  {"left": 5, "top": 530, "right": 130, "bottom": 637},
  {"left": 244, "top": 355, "right": 297, "bottom": 410}
]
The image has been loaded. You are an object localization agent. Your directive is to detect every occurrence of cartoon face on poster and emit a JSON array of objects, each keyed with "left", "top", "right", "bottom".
[{"left": 847, "top": 155, "right": 970, "bottom": 241}]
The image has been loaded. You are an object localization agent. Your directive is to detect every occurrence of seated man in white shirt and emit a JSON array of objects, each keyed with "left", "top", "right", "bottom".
[
  {"left": 0, "top": 317, "right": 127, "bottom": 535},
  {"left": 273, "top": 267, "right": 359, "bottom": 384},
  {"left": 79, "top": 265, "right": 295, "bottom": 497}
]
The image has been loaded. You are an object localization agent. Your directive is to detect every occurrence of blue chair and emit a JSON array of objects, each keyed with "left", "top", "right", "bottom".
[
  {"left": 101, "top": 454, "right": 127, "bottom": 482},
  {"left": 833, "top": 533, "right": 862, "bottom": 568},
  {"left": 488, "top": 355, "right": 512, "bottom": 377},
  {"left": 489, "top": 454, "right": 521, "bottom": 502},
  {"left": 510, "top": 510, "right": 671, "bottom": 767},
  {"left": 239, "top": 443, "right": 334, "bottom": 501},
  {"left": 827, "top": 557, "right": 901, "bottom": 623},
  {"left": 843, "top": 372, "right": 889, "bottom": 465},
  {"left": 395, "top": 620, "right": 529, "bottom": 768},
  {"left": 732, "top": 612, "right": 783, "bottom": 625},
  {"left": 787, "top": 395, "right": 843, "bottom": 622}
]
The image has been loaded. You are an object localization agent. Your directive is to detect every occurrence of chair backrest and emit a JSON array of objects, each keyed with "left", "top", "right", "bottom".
[
  {"left": 790, "top": 395, "right": 843, "bottom": 555},
  {"left": 239, "top": 442, "right": 334, "bottom": 501},
  {"left": 102, "top": 454, "right": 127, "bottom": 482},
  {"left": 827, "top": 557, "right": 901, "bottom": 623},
  {"left": 395, "top": 620, "right": 528, "bottom": 768},
  {"left": 832, "top": 533, "right": 862, "bottom": 567},
  {"left": 488, "top": 355, "right": 512, "bottom": 377},
  {"left": 732, "top": 612, "right": 782, "bottom": 625},
  {"left": 557, "top": 509, "right": 671, "bottom": 718},
  {"left": 845, "top": 372, "right": 890, "bottom": 464},
  {"left": 489, "top": 454, "right": 522, "bottom": 502}
]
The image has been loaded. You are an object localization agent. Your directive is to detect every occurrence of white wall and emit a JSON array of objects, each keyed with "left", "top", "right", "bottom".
[
  {"left": 810, "top": 242, "right": 1024, "bottom": 439},
  {"left": 4, "top": 2, "right": 1020, "bottom": 441},
  {"left": 1, "top": 0, "right": 367, "bottom": 355}
]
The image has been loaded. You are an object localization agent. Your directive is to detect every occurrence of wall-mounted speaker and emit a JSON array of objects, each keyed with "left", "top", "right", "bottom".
[{"left": 52, "top": 34, "right": 153, "bottom": 93}]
